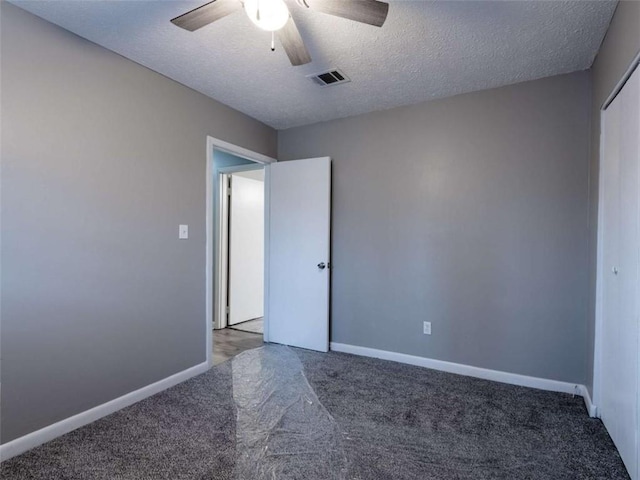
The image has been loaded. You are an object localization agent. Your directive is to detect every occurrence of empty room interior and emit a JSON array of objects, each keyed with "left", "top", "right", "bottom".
[{"left": 1, "top": 0, "right": 640, "bottom": 479}]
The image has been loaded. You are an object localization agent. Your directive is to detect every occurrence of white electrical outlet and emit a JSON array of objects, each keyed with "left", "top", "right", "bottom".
[
  {"left": 179, "top": 224, "right": 189, "bottom": 239},
  {"left": 423, "top": 321, "right": 431, "bottom": 335}
]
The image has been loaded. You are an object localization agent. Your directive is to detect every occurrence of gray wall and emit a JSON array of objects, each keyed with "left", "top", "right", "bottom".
[
  {"left": 586, "top": 0, "right": 640, "bottom": 395},
  {"left": 279, "top": 72, "right": 591, "bottom": 384},
  {"left": 1, "top": 3, "right": 276, "bottom": 443}
]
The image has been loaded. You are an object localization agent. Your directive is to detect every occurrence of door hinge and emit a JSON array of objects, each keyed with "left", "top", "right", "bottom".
[
  {"left": 226, "top": 305, "right": 230, "bottom": 315},
  {"left": 227, "top": 176, "right": 232, "bottom": 196}
]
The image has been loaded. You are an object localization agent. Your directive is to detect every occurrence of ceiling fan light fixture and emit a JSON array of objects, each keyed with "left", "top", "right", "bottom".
[{"left": 244, "top": 0, "right": 290, "bottom": 31}]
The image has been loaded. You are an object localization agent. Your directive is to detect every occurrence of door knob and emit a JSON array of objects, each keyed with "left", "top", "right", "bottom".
[
  {"left": 317, "top": 262, "right": 326, "bottom": 270},
  {"left": 612, "top": 266, "right": 619, "bottom": 275}
]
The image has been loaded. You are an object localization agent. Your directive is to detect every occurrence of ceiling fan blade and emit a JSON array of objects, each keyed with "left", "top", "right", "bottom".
[
  {"left": 171, "top": 0, "right": 241, "bottom": 32},
  {"left": 301, "top": 0, "right": 388, "bottom": 27},
  {"left": 277, "top": 17, "right": 312, "bottom": 66}
]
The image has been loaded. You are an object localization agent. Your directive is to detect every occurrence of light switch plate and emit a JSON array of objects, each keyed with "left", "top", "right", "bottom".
[
  {"left": 423, "top": 321, "right": 431, "bottom": 335},
  {"left": 179, "top": 224, "right": 189, "bottom": 239}
]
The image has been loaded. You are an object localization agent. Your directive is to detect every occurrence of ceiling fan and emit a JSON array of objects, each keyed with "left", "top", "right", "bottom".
[{"left": 171, "top": 0, "right": 389, "bottom": 66}]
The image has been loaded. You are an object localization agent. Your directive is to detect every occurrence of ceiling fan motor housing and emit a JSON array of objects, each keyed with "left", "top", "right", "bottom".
[{"left": 171, "top": 0, "right": 389, "bottom": 66}]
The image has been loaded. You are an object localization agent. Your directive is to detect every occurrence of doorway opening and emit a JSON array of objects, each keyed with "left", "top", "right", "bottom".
[
  {"left": 205, "top": 137, "right": 331, "bottom": 368},
  {"left": 214, "top": 163, "right": 265, "bottom": 365},
  {"left": 206, "top": 137, "right": 275, "bottom": 367}
]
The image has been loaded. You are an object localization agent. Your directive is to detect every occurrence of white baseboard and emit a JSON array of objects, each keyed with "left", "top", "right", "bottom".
[
  {"left": 0, "top": 361, "right": 210, "bottom": 462},
  {"left": 579, "top": 384, "right": 598, "bottom": 418},
  {"left": 330, "top": 343, "right": 597, "bottom": 417}
]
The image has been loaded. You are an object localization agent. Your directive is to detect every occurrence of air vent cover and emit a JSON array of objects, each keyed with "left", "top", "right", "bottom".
[{"left": 307, "top": 69, "right": 351, "bottom": 87}]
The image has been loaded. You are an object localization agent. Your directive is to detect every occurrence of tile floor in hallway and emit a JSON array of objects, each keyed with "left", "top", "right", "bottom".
[
  {"left": 212, "top": 327, "right": 263, "bottom": 365},
  {"left": 228, "top": 317, "right": 263, "bottom": 334}
]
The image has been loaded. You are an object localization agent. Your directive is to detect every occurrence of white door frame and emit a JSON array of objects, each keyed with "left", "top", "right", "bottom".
[
  {"left": 205, "top": 136, "right": 275, "bottom": 367},
  {"left": 593, "top": 51, "right": 640, "bottom": 418}
]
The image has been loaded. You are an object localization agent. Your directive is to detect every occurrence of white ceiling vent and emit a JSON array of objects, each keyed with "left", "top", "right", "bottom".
[{"left": 307, "top": 69, "right": 351, "bottom": 87}]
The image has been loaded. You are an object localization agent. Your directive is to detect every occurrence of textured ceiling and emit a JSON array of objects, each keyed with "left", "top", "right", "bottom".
[{"left": 9, "top": 0, "right": 617, "bottom": 129}]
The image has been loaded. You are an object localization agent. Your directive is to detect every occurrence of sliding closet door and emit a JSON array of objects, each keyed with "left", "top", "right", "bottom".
[
  {"left": 616, "top": 68, "right": 640, "bottom": 480},
  {"left": 600, "top": 65, "right": 640, "bottom": 480}
]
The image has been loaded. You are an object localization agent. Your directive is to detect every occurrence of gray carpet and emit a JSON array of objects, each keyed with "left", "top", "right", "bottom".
[{"left": 1, "top": 346, "right": 630, "bottom": 479}]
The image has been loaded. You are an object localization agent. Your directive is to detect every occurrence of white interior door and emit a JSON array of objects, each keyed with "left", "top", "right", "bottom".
[
  {"left": 600, "top": 66, "right": 640, "bottom": 480},
  {"left": 229, "top": 172, "right": 264, "bottom": 325},
  {"left": 267, "top": 157, "right": 331, "bottom": 352}
]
